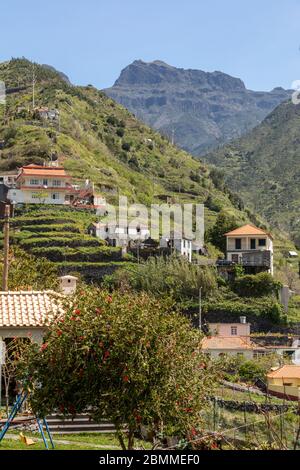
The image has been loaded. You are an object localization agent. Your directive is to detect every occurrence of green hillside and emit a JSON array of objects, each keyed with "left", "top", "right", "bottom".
[
  {"left": 0, "top": 58, "right": 256, "bottom": 225},
  {"left": 203, "top": 100, "right": 300, "bottom": 246},
  {"left": 0, "top": 58, "right": 296, "bottom": 265}
]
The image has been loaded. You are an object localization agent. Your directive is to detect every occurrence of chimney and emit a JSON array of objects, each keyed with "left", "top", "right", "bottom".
[
  {"left": 240, "top": 316, "right": 247, "bottom": 324},
  {"left": 59, "top": 275, "right": 78, "bottom": 295}
]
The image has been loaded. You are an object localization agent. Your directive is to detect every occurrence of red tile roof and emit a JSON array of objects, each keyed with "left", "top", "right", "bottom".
[
  {"left": 225, "top": 224, "right": 272, "bottom": 239},
  {"left": 0, "top": 291, "right": 63, "bottom": 328},
  {"left": 17, "top": 165, "right": 70, "bottom": 178},
  {"left": 201, "top": 336, "right": 254, "bottom": 350},
  {"left": 267, "top": 365, "right": 300, "bottom": 379}
]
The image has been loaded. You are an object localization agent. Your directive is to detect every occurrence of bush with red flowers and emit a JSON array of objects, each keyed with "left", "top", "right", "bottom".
[{"left": 18, "top": 288, "right": 217, "bottom": 450}]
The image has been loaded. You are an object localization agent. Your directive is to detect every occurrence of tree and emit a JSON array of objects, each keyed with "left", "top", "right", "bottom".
[
  {"left": 207, "top": 211, "right": 240, "bottom": 253},
  {"left": 277, "top": 261, "right": 300, "bottom": 291},
  {"left": 0, "top": 247, "right": 58, "bottom": 290},
  {"left": 18, "top": 288, "right": 218, "bottom": 449}
]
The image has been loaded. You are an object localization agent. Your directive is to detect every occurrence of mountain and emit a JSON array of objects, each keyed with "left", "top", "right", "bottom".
[
  {"left": 0, "top": 58, "right": 251, "bottom": 227},
  {"left": 203, "top": 100, "right": 300, "bottom": 244},
  {"left": 104, "top": 60, "right": 291, "bottom": 155}
]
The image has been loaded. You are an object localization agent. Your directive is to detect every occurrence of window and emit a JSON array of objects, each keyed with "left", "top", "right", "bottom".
[
  {"left": 259, "top": 239, "right": 266, "bottom": 247},
  {"left": 231, "top": 326, "right": 238, "bottom": 336},
  {"left": 30, "top": 179, "right": 39, "bottom": 186},
  {"left": 53, "top": 180, "right": 62, "bottom": 187},
  {"left": 52, "top": 193, "right": 60, "bottom": 200},
  {"left": 235, "top": 238, "right": 242, "bottom": 250},
  {"left": 250, "top": 239, "right": 256, "bottom": 250},
  {"left": 43, "top": 179, "right": 48, "bottom": 186}
]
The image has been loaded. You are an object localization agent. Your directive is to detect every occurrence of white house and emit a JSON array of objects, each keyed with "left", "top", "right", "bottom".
[
  {"left": 225, "top": 224, "right": 274, "bottom": 275},
  {"left": 88, "top": 222, "right": 150, "bottom": 248},
  {"left": 160, "top": 232, "right": 192, "bottom": 262},
  {"left": 7, "top": 164, "right": 73, "bottom": 205},
  {"left": 7, "top": 164, "right": 106, "bottom": 209}
]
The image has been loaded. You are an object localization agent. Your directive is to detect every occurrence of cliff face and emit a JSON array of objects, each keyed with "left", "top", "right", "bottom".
[{"left": 104, "top": 60, "right": 290, "bottom": 155}]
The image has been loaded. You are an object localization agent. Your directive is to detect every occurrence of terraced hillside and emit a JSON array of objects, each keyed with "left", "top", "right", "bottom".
[
  {"left": 0, "top": 207, "right": 130, "bottom": 282},
  {"left": 0, "top": 58, "right": 297, "bottom": 273}
]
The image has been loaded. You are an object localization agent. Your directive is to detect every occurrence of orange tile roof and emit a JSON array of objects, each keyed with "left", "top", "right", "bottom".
[
  {"left": 267, "top": 365, "right": 300, "bottom": 379},
  {"left": 0, "top": 291, "right": 63, "bottom": 328},
  {"left": 201, "top": 336, "right": 254, "bottom": 350},
  {"left": 18, "top": 165, "right": 70, "bottom": 178},
  {"left": 225, "top": 224, "right": 272, "bottom": 239}
]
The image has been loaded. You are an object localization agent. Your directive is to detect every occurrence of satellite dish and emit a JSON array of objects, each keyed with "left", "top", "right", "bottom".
[{"left": 292, "top": 349, "right": 300, "bottom": 365}]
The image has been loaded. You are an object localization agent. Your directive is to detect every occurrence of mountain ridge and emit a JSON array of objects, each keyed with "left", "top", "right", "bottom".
[{"left": 104, "top": 60, "right": 291, "bottom": 155}]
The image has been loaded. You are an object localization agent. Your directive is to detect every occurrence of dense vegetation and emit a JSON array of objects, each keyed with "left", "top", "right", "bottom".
[
  {"left": 204, "top": 100, "right": 300, "bottom": 245},
  {"left": 19, "top": 287, "right": 218, "bottom": 449}
]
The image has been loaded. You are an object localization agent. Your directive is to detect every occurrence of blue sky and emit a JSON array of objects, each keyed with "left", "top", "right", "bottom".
[{"left": 1, "top": 0, "right": 300, "bottom": 90}]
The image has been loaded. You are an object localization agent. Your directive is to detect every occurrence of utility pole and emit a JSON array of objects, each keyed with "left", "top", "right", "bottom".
[
  {"left": 198, "top": 286, "right": 202, "bottom": 331},
  {"left": 2, "top": 205, "right": 10, "bottom": 291},
  {"left": 32, "top": 63, "right": 36, "bottom": 109}
]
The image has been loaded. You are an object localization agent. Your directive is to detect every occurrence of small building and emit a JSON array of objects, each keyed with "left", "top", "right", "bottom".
[
  {"left": 201, "top": 318, "right": 264, "bottom": 359},
  {"left": 34, "top": 107, "right": 59, "bottom": 121},
  {"left": 88, "top": 222, "right": 150, "bottom": 248},
  {"left": 0, "top": 173, "right": 18, "bottom": 188},
  {"left": 0, "top": 276, "right": 77, "bottom": 344},
  {"left": 224, "top": 224, "right": 274, "bottom": 275},
  {"left": 267, "top": 365, "right": 300, "bottom": 401},
  {"left": 201, "top": 336, "right": 255, "bottom": 359},
  {"left": 160, "top": 232, "right": 192, "bottom": 262},
  {"left": 0, "top": 290, "right": 62, "bottom": 343}
]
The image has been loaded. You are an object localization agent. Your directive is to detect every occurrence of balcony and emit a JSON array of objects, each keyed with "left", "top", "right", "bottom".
[{"left": 241, "top": 250, "right": 271, "bottom": 268}]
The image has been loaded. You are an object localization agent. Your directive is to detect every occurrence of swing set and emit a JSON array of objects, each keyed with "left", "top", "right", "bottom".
[{"left": 0, "top": 390, "right": 55, "bottom": 449}]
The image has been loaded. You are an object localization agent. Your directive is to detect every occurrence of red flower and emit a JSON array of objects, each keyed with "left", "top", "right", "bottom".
[
  {"left": 70, "top": 316, "right": 76, "bottom": 321},
  {"left": 123, "top": 375, "right": 129, "bottom": 382},
  {"left": 104, "top": 350, "right": 110, "bottom": 359},
  {"left": 135, "top": 414, "right": 142, "bottom": 423},
  {"left": 184, "top": 407, "right": 193, "bottom": 413},
  {"left": 40, "top": 343, "right": 48, "bottom": 352},
  {"left": 57, "top": 330, "right": 63, "bottom": 337},
  {"left": 74, "top": 309, "right": 81, "bottom": 315},
  {"left": 95, "top": 307, "right": 103, "bottom": 314},
  {"left": 191, "top": 427, "right": 197, "bottom": 437},
  {"left": 106, "top": 295, "right": 113, "bottom": 303},
  {"left": 59, "top": 404, "right": 65, "bottom": 413}
]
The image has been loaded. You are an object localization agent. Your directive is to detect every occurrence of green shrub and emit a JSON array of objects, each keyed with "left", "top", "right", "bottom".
[
  {"left": 205, "top": 297, "right": 285, "bottom": 324},
  {"left": 232, "top": 272, "right": 282, "bottom": 298},
  {"left": 30, "top": 246, "right": 122, "bottom": 262},
  {"left": 21, "top": 224, "right": 80, "bottom": 233},
  {"left": 108, "top": 255, "right": 217, "bottom": 302},
  {"left": 20, "top": 236, "right": 101, "bottom": 249},
  {"left": 10, "top": 217, "right": 77, "bottom": 227}
]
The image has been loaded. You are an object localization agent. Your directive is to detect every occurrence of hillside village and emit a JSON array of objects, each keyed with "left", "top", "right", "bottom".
[{"left": 0, "top": 58, "right": 300, "bottom": 451}]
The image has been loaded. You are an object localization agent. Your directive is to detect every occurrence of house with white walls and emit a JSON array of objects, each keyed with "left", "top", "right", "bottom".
[{"left": 224, "top": 224, "right": 273, "bottom": 275}]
